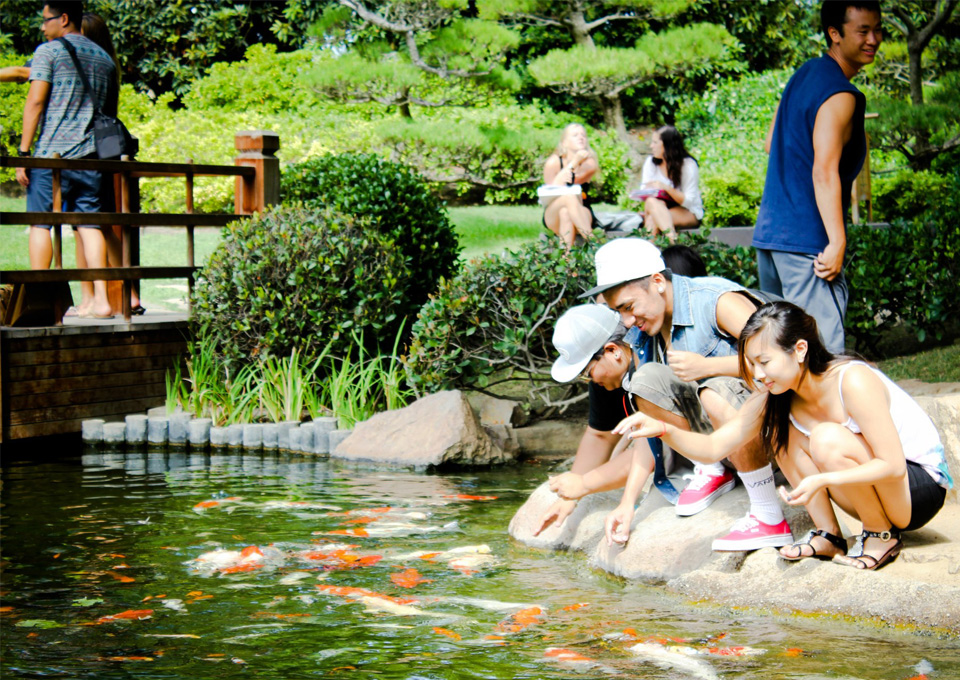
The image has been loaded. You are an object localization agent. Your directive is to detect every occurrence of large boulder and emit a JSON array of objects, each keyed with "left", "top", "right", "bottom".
[
  {"left": 508, "top": 482, "right": 621, "bottom": 552},
  {"left": 332, "top": 390, "right": 514, "bottom": 469},
  {"left": 914, "top": 394, "right": 960, "bottom": 504}
]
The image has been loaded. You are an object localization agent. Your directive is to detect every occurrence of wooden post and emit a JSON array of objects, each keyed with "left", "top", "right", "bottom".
[
  {"left": 234, "top": 130, "right": 280, "bottom": 215},
  {"left": 186, "top": 158, "right": 195, "bottom": 312},
  {"left": 120, "top": 154, "right": 132, "bottom": 322}
]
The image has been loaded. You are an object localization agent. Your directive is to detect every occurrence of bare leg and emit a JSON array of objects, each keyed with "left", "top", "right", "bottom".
[
  {"left": 545, "top": 194, "right": 592, "bottom": 249},
  {"left": 806, "top": 423, "right": 911, "bottom": 565},
  {"left": 28, "top": 227, "right": 53, "bottom": 269},
  {"left": 77, "top": 227, "right": 112, "bottom": 317},
  {"left": 644, "top": 197, "right": 676, "bottom": 242},
  {"left": 74, "top": 229, "right": 95, "bottom": 314},
  {"left": 668, "top": 206, "right": 699, "bottom": 234},
  {"left": 776, "top": 426, "right": 845, "bottom": 559},
  {"left": 700, "top": 389, "right": 766, "bottom": 472}
]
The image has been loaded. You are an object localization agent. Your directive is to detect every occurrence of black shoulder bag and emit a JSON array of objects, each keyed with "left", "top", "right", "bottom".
[{"left": 57, "top": 37, "right": 136, "bottom": 160}]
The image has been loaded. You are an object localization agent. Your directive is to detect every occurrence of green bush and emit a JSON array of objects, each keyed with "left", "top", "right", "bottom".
[
  {"left": 0, "top": 51, "right": 31, "bottom": 183},
  {"left": 872, "top": 168, "right": 950, "bottom": 223},
  {"left": 405, "top": 239, "right": 600, "bottom": 397},
  {"left": 191, "top": 205, "right": 412, "bottom": 365},
  {"left": 845, "top": 201, "right": 960, "bottom": 354},
  {"left": 280, "top": 153, "right": 460, "bottom": 315}
]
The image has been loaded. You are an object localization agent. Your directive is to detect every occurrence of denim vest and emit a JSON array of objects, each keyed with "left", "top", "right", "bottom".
[{"left": 661, "top": 275, "right": 746, "bottom": 361}]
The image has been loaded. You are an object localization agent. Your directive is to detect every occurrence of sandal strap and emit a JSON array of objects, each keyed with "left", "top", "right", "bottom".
[
  {"left": 812, "top": 529, "right": 847, "bottom": 552},
  {"left": 861, "top": 528, "right": 901, "bottom": 542}
]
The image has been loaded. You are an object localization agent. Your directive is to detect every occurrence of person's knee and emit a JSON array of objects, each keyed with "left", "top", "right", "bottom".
[
  {"left": 700, "top": 388, "right": 738, "bottom": 424},
  {"left": 808, "top": 423, "right": 850, "bottom": 466}
]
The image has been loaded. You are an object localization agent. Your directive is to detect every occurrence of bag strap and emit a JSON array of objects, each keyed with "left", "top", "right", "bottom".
[{"left": 57, "top": 36, "right": 102, "bottom": 116}]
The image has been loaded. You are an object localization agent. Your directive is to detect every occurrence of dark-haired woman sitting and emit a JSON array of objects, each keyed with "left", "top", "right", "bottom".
[{"left": 640, "top": 125, "right": 703, "bottom": 242}]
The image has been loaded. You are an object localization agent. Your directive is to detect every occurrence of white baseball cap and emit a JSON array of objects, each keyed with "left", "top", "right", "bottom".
[
  {"left": 551, "top": 304, "right": 622, "bottom": 383},
  {"left": 579, "top": 238, "right": 665, "bottom": 298}
]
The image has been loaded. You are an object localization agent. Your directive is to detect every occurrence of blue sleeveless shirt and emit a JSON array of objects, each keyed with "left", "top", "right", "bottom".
[{"left": 753, "top": 57, "right": 866, "bottom": 255}]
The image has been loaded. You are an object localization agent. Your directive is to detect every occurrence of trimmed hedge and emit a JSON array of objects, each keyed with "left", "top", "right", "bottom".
[
  {"left": 281, "top": 154, "right": 460, "bottom": 316},
  {"left": 191, "top": 205, "right": 411, "bottom": 364}
]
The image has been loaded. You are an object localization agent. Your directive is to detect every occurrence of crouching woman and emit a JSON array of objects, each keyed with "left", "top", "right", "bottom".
[{"left": 611, "top": 301, "right": 952, "bottom": 570}]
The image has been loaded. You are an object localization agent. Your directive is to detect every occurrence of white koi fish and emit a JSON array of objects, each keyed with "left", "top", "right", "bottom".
[{"left": 628, "top": 643, "right": 719, "bottom": 680}]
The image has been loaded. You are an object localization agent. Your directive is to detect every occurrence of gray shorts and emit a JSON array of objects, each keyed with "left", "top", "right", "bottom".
[{"left": 625, "top": 362, "right": 751, "bottom": 434}]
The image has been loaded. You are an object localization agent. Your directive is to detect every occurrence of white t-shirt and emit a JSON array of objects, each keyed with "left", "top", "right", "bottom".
[{"left": 640, "top": 156, "right": 704, "bottom": 221}]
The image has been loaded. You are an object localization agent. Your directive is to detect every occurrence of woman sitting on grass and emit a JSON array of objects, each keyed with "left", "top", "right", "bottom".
[
  {"left": 607, "top": 301, "right": 952, "bottom": 569},
  {"left": 542, "top": 123, "right": 599, "bottom": 250}
]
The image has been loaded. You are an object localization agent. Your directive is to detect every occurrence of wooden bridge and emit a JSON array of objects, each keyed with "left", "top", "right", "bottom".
[{"left": 0, "top": 131, "right": 279, "bottom": 442}]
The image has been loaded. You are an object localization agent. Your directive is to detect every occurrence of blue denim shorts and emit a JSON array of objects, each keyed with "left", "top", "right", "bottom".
[{"left": 25, "top": 156, "right": 102, "bottom": 229}]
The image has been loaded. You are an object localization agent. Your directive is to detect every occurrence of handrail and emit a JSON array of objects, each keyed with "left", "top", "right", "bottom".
[
  {"left": 1, "top": 155, "right": 254, "bottom": 178},
  {"left": 1, "top": 130, "right": 280, "bottom": 326}
]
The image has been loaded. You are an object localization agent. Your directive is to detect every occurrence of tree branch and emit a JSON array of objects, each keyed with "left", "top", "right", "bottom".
[{"left": 583, "top": 13, "right": 639, "bottom": 32}]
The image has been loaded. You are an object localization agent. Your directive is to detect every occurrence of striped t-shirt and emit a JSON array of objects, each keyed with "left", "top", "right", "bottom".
[{"left": 29, "top": 33, "right": 117, "bottom": 159}]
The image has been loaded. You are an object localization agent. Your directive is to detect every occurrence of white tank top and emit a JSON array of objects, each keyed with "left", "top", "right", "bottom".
[{"left": 788, "top": 361, "right": 952, "bottom": 489}]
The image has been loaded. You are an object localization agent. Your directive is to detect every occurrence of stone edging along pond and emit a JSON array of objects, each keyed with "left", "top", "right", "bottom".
[{"left": 80, "top": 410, "right": 352, "bottom": 455}]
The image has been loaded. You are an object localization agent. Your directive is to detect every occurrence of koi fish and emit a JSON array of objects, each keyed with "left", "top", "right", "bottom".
[
  {"left": 439, "top": 596, "right": 536, "bottom": 612},
  {"left": 562, "top": 603, "right": 590, "bottom": 612},
  {"left": 316, "top": 521, "right": 458, "bottom": 539},
  {"left": 262, "top": 501, "right": 342, "bottom": 511},
  {"left": 448, "top": 553, "right": 496, "bottom": 576},
  {"left": 97, "top": 609, "right": 153, "bottom": 623},
  {"left": 496, "top": 606, "right": 544, "bottom": 633},
  {"left": 315, "top": 584, "right": 418, "bottom": 606},
  {"left": 628, "top": 643, "right": 719, "bottom": 680},
  {"left": 545, "top": 647, "right": 594, "bottom": 663},
  {"left": 187, "top": 545, "right": 285, "bottom": 575},
  {"left": 433, "top": 627, "right": 462, "bottom": 641},
  {"left": 192, "top": 497, "right": 244, "bottom": 513},
  {"left": 278, "top": 571, "right": 314, "bottom": 585},
  {"left": 443, "top": 494, "right": 498, "bottom": 501},
  {"left": 390, "top": 568, "right": 431, "bottom": 589},
  {"left": 161, "top": 599, "right": 186, "bottom": 612},
  {"left": 357, "top": 596, "right": 431, "bottom": 617},
  {"left": 296, "top": 548, "right": 382, "bottom": 570}
]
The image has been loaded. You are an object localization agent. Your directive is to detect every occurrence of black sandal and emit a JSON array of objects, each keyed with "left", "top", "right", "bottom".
[
  {"left": 779, "top": 529, "right": 847, "bottom": 561},
  {"left": 835, "top": 529, "right": 902, "bottom": 571}
]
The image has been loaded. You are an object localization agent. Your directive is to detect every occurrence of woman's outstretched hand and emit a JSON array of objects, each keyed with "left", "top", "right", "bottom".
[
  {"left": 612, "top": 412, "right": 665, "bottom": 440},
  {"left": 778, "top": 476, "right": 825, "bottom": 507},
  {"left": 604, "top": 503, "right": 634, "bottom": 547}
]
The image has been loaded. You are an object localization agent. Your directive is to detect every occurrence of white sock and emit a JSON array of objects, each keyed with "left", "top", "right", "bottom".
[
  {"left": 738, "top": 465, "right": 784, "bottom": 525},
  {"left": 695, "top": 461, "right": 726, "bottom": 476}
]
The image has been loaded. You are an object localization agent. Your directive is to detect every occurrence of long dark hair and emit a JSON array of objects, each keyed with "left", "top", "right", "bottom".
[
  {"left": 737, "top": 301, "right": 849, "bottom": 461},
  {"left": 656, "top": 125, "right": 696, "bottom": 188}
]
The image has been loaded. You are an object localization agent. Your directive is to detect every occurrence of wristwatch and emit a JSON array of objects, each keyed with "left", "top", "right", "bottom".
[{"left": 17, "top": 149, "right": 30, "bottom": 157}]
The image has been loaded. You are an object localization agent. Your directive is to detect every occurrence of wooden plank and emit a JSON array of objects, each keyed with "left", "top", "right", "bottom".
[
  {"left": 10, "top": 395, "right": 167, "bottom": 426},
  {"left": 4, "top": 329, "right": 187, "bottom": 352},
  {"left": 1, "top": 156, "right": 254, "bottom": 177},
  {"left": 7, "top": 400, "right": 168, "bottom": 439},
  {"left": 10, "top": 379, "right": 167, "bottom": 411},
  {"left": 8, "top": 353, "right": 180, "bottom": 381},
  {"left": 1, "top": 267, "right": 196, "bottom": 284},
  {"left": 1, "top": 212, "right": 241, "bottom": 227},
  {"left": 7, "top": 369, "right": 170, "bottom": 396},
  {"left": 7, "top": 341, "right": 187, "bottom": 367}
]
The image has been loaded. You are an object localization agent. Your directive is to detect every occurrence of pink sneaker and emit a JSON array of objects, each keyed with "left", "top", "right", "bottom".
[
  {"left": 712, "top": 514, "right": 794, "bottom": 551},
  {"left": 675, "top": 466, "right": 735, "bottom": 516}
]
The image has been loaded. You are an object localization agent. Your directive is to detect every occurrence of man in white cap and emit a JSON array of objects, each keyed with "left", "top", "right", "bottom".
[
  {"left": 534, "top": 304, "right": 676, "bottom": 537},
  {"left": 579, "top": 238, "right": 792, "bottom": 551}
]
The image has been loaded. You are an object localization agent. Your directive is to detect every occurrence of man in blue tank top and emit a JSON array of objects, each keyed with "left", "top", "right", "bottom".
[{"left": 753, "top": 1, "right": 882, "bottom": 353}]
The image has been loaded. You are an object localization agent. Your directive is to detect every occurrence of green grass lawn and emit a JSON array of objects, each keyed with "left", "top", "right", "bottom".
[{"left": 878, "top": 340, "right": 960, "bottom": 384}]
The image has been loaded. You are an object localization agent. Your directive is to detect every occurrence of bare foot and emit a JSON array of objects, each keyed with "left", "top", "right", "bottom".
[{"left": 779, "top": 533, "right": 844, "bottom": 560}]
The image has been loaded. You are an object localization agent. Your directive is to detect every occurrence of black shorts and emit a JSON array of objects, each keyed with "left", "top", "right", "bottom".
[{"left": 900, "top": 460, "right": 946, "bottom": 532}]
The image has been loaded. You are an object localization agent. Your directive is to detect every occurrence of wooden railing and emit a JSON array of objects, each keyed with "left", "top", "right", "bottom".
[{"left": 0, "top": 130, "right": 279, "bottom": 325}]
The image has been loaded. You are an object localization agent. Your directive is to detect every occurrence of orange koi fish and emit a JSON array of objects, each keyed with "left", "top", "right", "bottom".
[
  {"left": 316, "top": 584, "right": 418, "bottom": 606},
  {"left": 443, "top": 495, "right": 497, "bottom": 501},
  {"left": 433, "top": 627, "right": 462, "bottom": 641},
  {"left": 562, "top": 603, "right": 589, "bottom": 612},
  {"left": 390, "top": 568, "right": 431, "bottom": 589},
  {"left": 544, "top": 647, "right": 593, "bottom": 663},
  {"left": 97, "top": 609, "right": 153, "bottom": 623},
  {"left": 496, "top": 606, "right": 544, "bottom": 633},
  {"left": 320, "top": 528, "right": 370, "bottom": 538},
  {"left": 192, "top": 497, "right": 243, "bottom": 512}
]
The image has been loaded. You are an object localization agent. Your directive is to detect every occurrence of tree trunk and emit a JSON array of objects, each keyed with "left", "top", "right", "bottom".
[
  {"left": 566, "top": 10, "right": 595, "bottom": 48},
  {"left": 908, "top": 40, "right": 924, "bottom": 105},
  {"left": 600, "top": 93, "right": 643, "bottom": 167},
  {"left": 398, "top": 86, "right": 412, "bottom": 119}
]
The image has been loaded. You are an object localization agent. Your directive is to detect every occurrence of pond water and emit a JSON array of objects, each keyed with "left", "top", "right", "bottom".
[{"left": 1, "top": 447, "right": 957, "bottom": 679}]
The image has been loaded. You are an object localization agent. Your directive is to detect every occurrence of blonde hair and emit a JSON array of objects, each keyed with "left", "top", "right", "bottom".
[{"left": 553, "top": 124, "right": 597, "bottom": 160}]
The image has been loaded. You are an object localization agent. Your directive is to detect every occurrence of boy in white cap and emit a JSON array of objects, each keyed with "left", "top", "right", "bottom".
[{"left": 579, "top": 238, "right": 792, "bottom": 551}]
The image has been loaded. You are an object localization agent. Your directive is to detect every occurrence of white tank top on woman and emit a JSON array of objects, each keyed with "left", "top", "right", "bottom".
[{"left": 788, "top": 361, "right": 952, "bottom": 489}]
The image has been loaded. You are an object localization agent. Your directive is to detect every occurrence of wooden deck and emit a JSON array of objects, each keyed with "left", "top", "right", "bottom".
[{"left": 0, "top": 311, "right": 190, "bottom": 442}]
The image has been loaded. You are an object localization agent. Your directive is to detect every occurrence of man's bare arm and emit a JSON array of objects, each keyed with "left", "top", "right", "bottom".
[{"left": 812, "top": 92, "right": 857, "bottom": 281}]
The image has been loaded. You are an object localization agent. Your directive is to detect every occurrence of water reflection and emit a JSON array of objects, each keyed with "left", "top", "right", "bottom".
[{"left": 0, "top": 450, "right": 957, "bottom": 680}]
